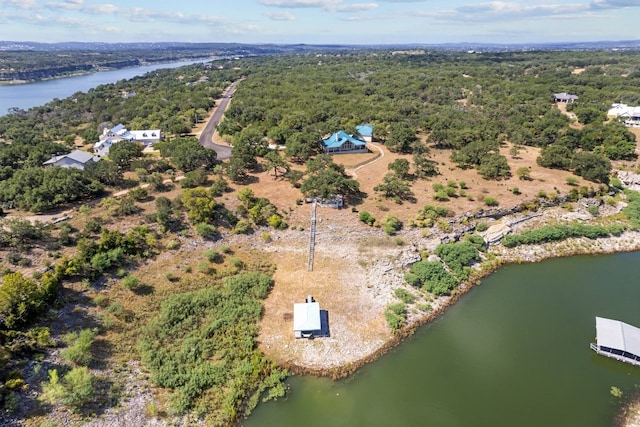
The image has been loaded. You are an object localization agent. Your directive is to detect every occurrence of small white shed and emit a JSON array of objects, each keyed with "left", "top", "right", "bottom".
[{"left": 293, "top": 301, "right": 321, "bottom": 339}]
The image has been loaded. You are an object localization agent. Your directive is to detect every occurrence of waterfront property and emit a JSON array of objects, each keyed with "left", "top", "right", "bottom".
[
  {"left": 554, "top": 92, "right": 579, "bottom": 103},
  {"left": 607, "top": 103, "right": 640, "bottom": 127},
  {"left": 42, "top": 149, "right": 98, "bottom": 169},
  {"left": 590, "top": 316, "right": 640, "bottom": 367},
  {"left": 321, "top": 130, "right": 368, "bottom": 154},
  {"left": 293, "top": 296, "right": 323, "bottom": 339}
]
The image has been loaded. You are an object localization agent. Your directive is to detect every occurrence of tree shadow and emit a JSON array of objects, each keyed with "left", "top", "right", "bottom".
[{"left": 132, "top": 284, "right": 154, "bottom": 296}]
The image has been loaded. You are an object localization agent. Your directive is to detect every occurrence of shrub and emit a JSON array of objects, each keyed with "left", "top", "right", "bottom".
[
  {"left": 587, "top": 205, "right": 599, "bottom": 216},
  {"left": 204, "top": 249, "right": 220, "bottom": 263},
  {"left": 566, "top": 176, "right": 579, "bottom": 186},
  {"left": 610, "top": 177, "right": 623, "bottom": 190},
  {"left": 405, "top": 261, "right": 459, "bottom": 296},
  {"left": 166, "top": 239, "right": 180, "bottom": 250},
  {"left": 40, "top": 367, "right": 94, "bottom": 412},
  {"left": 267, "top": 214, "right": 287, "bottom": 230},
  {"left": 384, "top": 303, "right": 407, "bottom": 331},
  {"left": 233, "top": 220, "right": 252, "bottom": 234},
  {"left": 433, "top": 190, "right": 449, "bottom": 202},
  {"left": 465, "top": 234, "right": 486, "bottom": 251},
  {"left": 501, "top": 223, "right": 625, "bottom": 248},
  {"left": 394, "top": 288, "right": 415, "bottom": 304},
  {"left": 129, "top": 187, "right": 148, "bottom": 201},
  {"left": 180, "top": 169, "right": 209, "bottom": 188},
  {"left": 84, "top": 220, "right": 101, "bottom": 235},
  {"left": 210, "top": 178, "right": 230, "bottom": 197},
  {"left": 61, "top": 329, "right": 95, "bottom": 366},
  {"left": 435, "top": 241, "right": 480, "bottom": 279},
  {"left": 359, "top": 211, "right": 376, "bottom": 226},
  {"left": 381, "top": 214, "right": 402, "bottom": 235},
  {"left": 445, "top": 186, "right": 457, "bottom": 197},
  {"left": 122, "top": 275, "right": 139, "bottom": 290},
  {"left": 195, "top": 223, "right": 217, "bottom": 239},
  {"left": 197, "top": 261, "right": 211, "bottom": 274},
  {"left": 512, "top": 187, "right": 521, "bottom": 195},
  {"left": 483, "top": 196, "right": 498, "bottom": 207}
]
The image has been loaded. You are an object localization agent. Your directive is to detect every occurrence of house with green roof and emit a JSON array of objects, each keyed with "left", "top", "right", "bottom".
[{"left": 321, "top": 130, "right": 368, "bottom": 154}]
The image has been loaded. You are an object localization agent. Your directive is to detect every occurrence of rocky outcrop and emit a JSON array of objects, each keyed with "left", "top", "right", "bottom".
[{"left": 618, "top": 171, "right": 640, "bottom": 192}]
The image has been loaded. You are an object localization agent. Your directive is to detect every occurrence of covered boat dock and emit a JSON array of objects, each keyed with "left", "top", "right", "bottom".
[{"left": 590, "top": 316, "right": 640, "bottom": 367}]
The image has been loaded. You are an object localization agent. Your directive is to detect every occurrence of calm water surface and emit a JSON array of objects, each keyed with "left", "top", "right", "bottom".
[
  {"left": 246, "top": 252, "right": 640, "bottom": 427},
  {"left": 0, "top": 60, "right": 207, "bottom": 116}
]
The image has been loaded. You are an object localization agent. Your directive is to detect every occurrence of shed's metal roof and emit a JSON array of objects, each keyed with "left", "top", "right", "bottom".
[
  {"left": 596, "top": 317, "right": 640, "bottom": 357},
  {"left": 293, "top": 302, "right": 321, "bottom": 332},
  {"left": 356, "top": 124, "right": 373, "bottom": 137}
]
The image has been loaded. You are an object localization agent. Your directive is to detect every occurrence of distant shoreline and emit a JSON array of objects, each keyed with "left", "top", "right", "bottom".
[{"left": 0, "top": 57, "right": 214, "bottom": 87}]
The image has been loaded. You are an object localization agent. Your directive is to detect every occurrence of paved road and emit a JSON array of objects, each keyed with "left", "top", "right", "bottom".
[{"left": 198, "top": 80, "right": 239, "bottom": 160}]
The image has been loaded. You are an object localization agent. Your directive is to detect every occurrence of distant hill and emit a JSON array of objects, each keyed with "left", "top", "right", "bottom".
[{"left": 1, "top": 40, "right": 639, "bottom": 53}]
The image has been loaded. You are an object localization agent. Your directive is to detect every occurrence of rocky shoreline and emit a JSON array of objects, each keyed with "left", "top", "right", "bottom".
[{"left": 257, "top": 192, "right": 640, "bottom": 427}]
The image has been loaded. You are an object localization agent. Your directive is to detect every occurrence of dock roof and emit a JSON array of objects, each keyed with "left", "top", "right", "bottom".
[
  {"left": 293, "top": 302, "right": 321, "bottom": 332},
  {"left": 595, "top": 317, "right": 640, "bottom": 357}
]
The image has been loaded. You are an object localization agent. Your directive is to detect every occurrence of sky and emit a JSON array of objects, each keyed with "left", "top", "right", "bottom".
[{"left": 0, "top": 0, "right": 638, "bottom": 45}]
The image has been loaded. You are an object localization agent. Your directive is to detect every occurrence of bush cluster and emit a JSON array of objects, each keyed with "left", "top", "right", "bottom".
[
  {"left": 139, "top": 271, "right": 287, "bottom": 422},
  {"left": 501, "top": 223, "right": 625, "bottom": 248}
]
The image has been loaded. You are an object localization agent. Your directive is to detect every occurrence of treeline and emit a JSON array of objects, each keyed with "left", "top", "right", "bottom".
[
  {"left": 0, "top": 62, "right": 241, "bottom": 211},
  {"left": 219, "top": 50, "right": 640, "bottom": 184}
]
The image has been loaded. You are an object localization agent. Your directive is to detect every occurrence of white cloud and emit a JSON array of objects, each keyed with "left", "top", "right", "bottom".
[
  {"left": 264, "top": 10, "right": 297, "bottom": 20},
  {"left": 334, "top": 2, "right": 378, "bottom": 12},
  {"left": 412, "top": 1, "right": 599, "bottom": 22},
  {"left": 259, "top": 0, "right": 377, "bottom": 12},
  {"left": 590, "top": 0, "right": 640, "bottom": 9},
  {"left": 259, "top": 0, "right": 343, "bottom": 7},
  {"left": 0, "top": 0, "right": 39, "bottom": 9}
]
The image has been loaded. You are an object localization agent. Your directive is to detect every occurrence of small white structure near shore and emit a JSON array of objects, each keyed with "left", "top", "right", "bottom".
[
  {"left": 590, "top": 316, "right": 640, "bottom": 367},
  {"left": 294, "top": 296, "right": 322, "bottom": 339}
]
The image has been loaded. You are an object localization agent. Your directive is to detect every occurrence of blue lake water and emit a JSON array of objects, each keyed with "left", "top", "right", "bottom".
[{"left": 0, "top": 60, "right": 207, "bottom": 116}]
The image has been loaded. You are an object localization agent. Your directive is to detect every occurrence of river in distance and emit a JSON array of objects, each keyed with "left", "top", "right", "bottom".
[
  {"left": 0, "top": 59, "right": 209, "bottom": 116},
  {"left": 245, "top": 252, "right": 640, "bottom": 427}
]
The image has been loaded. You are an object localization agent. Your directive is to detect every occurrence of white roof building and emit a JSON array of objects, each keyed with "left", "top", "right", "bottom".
[
  {"left": 607, "top": 103, "right": 640, "bottom": 127},
  {"left": 591, "top": 317, "right": 640, "bottom": 366},
  {"left": 43, "top": 149, "right": 98, "bottom": 170},
  {"left": 93, "top": 123, "right": 161, "bottom": 157},
  {"left": 293, "top": 302, "right": 321, "bottom": 338}
]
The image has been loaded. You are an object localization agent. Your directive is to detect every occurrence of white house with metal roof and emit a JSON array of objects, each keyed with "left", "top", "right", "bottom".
[
  {"left": 554, "top": 92, "right": 579, "bottom": 103},
  {"left": 590, "top": 316, "right": 640, "bottom": 366},
  {"left": 94, "top": 123, "right": 162, "bottom": 157},
  {"left": 607, "top": 103, "right": 640, "bottom": 127},
  {"left": 43, "top": 149, "right": 98, "bottom": 170}
]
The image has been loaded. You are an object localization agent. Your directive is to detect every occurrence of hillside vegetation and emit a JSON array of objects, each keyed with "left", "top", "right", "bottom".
[{"left": 0, "top": 48, "right": 639, "bottom": 426}]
